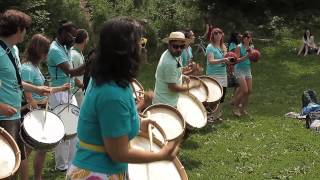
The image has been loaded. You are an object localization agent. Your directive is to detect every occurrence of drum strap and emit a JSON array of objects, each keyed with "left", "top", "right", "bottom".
[
  {"left": 0, "top": 40, "right": 23, "bottom": 90},
  {"left": 79, "top": 140, "right": 105, "bottom": 153}
]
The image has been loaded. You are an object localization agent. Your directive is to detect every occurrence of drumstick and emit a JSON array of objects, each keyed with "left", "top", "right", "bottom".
[
  {"left": 54, "top": 87, "right": 80, "bottom": 115},
  {"left": 146, "top": 111, "right": 154, "bottom": 152},
  {"left": 68, "top": 74, "right": 71, "bottom": 111},
  {"left": 148, "top": 123, "right": 153, "bottom": 152},
  {"left": 42, "top": 100, "right": 49, "bottom": 131},
  {"left": 19, "top": 98, "right": 48, "bottom": 111}
]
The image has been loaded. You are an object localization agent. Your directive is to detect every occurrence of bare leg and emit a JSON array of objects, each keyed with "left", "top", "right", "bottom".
[
  {"left": 317, "top": 48, "right": 320, "bottom": 55},
  {"left": 233, "top": 77, "right": 248, "bottom": 117},
  {"left": 19, "top": 159, "right": 29, "bottom": 180},
  {"left": 34, "top": 151, "right": 46, "bottom": 180},
  {"left": 240, "top": 78, "right": 252, "bottom": 115},
  {"left": 230, "top": 87, "right": 240, "bottom": 105},
  {"left": 304, "top": 46, "right": 309, "bottom": 56},
  {"left": 19, "top": 147, "right": 32, "bottom": 180},
  {"left": 297, "top": 44, "right": 305, "bottom": 55}
]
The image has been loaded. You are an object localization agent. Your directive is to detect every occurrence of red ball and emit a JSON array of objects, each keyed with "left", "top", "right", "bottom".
[
  {"left": 224, "top": 51, "right": 238, "bottom": 64},
  {"left": 248, "top": 49, "right": 261, "bottom": 62}
]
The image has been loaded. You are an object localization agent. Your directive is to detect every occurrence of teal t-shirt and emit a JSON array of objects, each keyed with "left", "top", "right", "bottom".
[
  {"left": 206, "top": 43, "right": 227, "bottom": 76},
  {"left": 47, "top": 41, "right": 74, "bottom": 88},
  {"left": 0, "top": 44, "right": 22, "bottom": 120},
  {"left": 153, "top": 50, "right": 182, "bottom": 107},
  {"left": 228, "top": 42, "right": 237, "bottom": 52},
  {"left": 73, "top": 79, "right": 140, "bottom": 174},
  {"left": 181, "top": 46, "right": 193, "bottom": 67},
  {"left": 235, "top": 43, "right": 251, "bottom": 70},
  {"left": 21, "top": 63, "right": 46, "bottom": 101}
]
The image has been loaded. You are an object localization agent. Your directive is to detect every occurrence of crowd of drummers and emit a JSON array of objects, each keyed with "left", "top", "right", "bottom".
[{"left": 0, "top": 9, "right": 257, "bottom": 180}]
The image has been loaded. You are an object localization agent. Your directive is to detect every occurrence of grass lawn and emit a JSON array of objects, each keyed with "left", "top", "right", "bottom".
[{"left": 27, "top": 41, "right": 320, "bottom": 179}]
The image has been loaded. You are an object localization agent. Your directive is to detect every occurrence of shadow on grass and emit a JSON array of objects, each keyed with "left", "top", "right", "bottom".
[
  {"left": 179, "top": 156, "right": 202, "bottom": 171},
  {"left": 181, "top": 138, "right": 200, "bottom": 150}
]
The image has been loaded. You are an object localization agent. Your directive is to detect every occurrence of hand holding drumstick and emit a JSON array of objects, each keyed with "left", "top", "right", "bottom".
[{"left": 140, "top": 112, "right": 181, "bottom": 160}]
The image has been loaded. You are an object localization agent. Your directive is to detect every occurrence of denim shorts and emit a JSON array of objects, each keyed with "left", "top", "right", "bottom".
[{"left": 234, "top": 68, "right": 252, "bottom": 79}]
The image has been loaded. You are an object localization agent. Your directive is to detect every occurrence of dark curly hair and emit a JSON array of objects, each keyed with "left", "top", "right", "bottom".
[
  {"left": 91, "top": 16, "right": 144, "bottom": 88},
  {"left": 0, "top": 9, "right": 31, "bottom": 37}
]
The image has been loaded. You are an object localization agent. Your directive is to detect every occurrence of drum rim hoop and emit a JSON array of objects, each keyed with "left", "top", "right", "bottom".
[
  {"left": 142, "top": 103, "right": 186, "bottom": 141},
  {"left": 22, "top": 110, "right": 65, "bottom": 144},
  {"left": 187, "top": 75, "right": 209, "bottom": 103},
  {"left": 178, "top": 93, "right": 208, "bottom": 128},
  {"left": 198, "top": 75, "right": 223, "bottom": 103},
  {"left": 132, "top": 78, "right": 144, "bottom": 92},
  {"left": 129, "top": 133, "right": 188, "bottom": 180},
  {"left": 19, "top": 126, "right": 61, "bottom": 150},
  {"left": 52, "top": 103, "right": 79, "bottom": 138},
  {"left": 0, "top": 127, "right": 21, "bottom": 179},
  {"left": 52, "top": 103, "right": 79, "bottom": 111}
]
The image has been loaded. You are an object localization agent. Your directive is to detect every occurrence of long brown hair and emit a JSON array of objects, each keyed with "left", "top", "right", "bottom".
[
  {"left": 210, "top": 28, "right": 224, "bottom": 49},
  {"left": 23, "top": 34, "right": 50, "bottom": 65}
]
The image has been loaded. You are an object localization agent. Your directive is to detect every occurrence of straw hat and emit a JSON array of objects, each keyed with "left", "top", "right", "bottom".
[{"left": 162, "top": 31, "right": 189, "bottom": 44}]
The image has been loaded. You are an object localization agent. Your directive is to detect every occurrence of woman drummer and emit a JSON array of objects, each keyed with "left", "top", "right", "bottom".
[
  {"left": 19, "top": 34, "right": 70, "bottom": 180},
  {"left": 205, "top": 28, "right": 230, "bottom": 121},
  {"left": 66, "top": 17, "right": 179, "bottom": 180}
]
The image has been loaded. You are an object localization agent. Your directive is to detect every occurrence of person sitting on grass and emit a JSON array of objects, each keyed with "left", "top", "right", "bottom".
[{"left": 297, "top": 28, "right": 318, "bottom": 56}]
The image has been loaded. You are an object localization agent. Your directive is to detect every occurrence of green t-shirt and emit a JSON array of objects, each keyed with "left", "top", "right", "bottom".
[
  {"left": 47, "top": 41, "right": 74, "bottom": 88},
  {"left": 73, "top": 79, "right": 140, "bottom": 174},
  {"left": 153, "top": 50, "right": 182, "bottom": 106},
  {"left": 21, "top": 63, "right": 46, "bottom": 101},
  {"left": 206, "top": 43, "right": 227, "bottom": 76},
  {"left": 0, "top": 44, "right": 22, "bottom": 120}
]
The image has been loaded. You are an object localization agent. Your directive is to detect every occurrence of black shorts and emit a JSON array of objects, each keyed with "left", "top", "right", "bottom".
[{"left": 0, "top": 119, "right": 26, "bottom": 160}]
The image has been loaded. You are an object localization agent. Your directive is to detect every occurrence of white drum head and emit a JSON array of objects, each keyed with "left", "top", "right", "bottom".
[
  {"left": 187, "top": 76, "right": 208, "bottom": 103},
  {"left": 23, "top": 110, "right": 65, "bottom": 144},
  {"left": 129, "top": 135, "right": 186, "bottom": 180},
  {"left": 0, "top": 135, "right": 15, "bottom": 177},
  {"left": 53, "top": 104, "right": 79, "bottom": 137},
  {"left": 143, "top": 104, "right": 185, "bottom": 141},
  {"left": 199, "top": 76, "right": 223, "bottom": 103},
  {"left": 177, "top": 93, "right": 207, "bottom": 128}
]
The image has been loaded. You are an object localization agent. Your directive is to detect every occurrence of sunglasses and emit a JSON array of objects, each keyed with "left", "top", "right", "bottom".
[
  {"left": 213, "top": 31, "right": 222, "bottom": 35},
  {"left": 171, "top": 44, "right": 185, "bottom": 50}
]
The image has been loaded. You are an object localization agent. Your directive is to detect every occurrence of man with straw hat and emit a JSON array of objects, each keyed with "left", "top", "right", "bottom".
[{"left": 152, "top": 31, "right": 200, "bottom": 107}]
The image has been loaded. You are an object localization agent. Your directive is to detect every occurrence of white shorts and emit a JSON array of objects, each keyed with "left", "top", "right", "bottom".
[{"left": 209, "top": 75, "right": 227, "bottom": 87}]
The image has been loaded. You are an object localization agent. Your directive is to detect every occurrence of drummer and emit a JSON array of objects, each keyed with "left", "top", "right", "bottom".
[
  {"left": 46, "top": 20, "right": 87, "bottom": 172},
  {"left": 153, "top": 31, "right": 200, "bottom": 107},
  {"left": 20, "top": 34, "right": 70, "bottom": 180},
  {"left": 0, "top": 9, "right": 51, "bottom": 180},
  {"left": 66, "top": 17, "right": 179, "bottom": 180}
]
